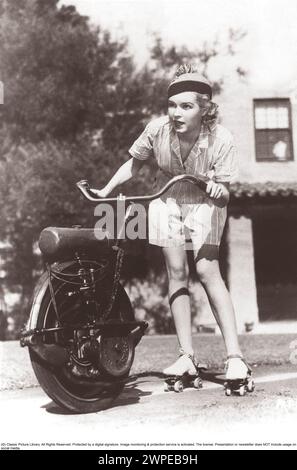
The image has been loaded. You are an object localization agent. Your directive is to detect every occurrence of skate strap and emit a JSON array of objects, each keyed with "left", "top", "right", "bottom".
[
  {"left": 178, "top": 349, "right": 207, "bottom": 371},
  {"left": 169, "top": 287, "right": 190, "bottom": 308},
  {"left": 227, "top": 354, "right": 243, "bottom": 360},
  {"left": 227, "top": 355, "right": 252, "bottom": 373},
  {"left": 196, "top": 363, "right": 208, "bottom": 371}
]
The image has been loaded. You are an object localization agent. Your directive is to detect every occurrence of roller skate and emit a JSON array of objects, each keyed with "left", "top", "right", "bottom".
[
  {"left": 224, "top": 355, "right": 255, "bottom": 396},
  {"left": 163, "top": 349, "right": 207, "bottom": 393}
]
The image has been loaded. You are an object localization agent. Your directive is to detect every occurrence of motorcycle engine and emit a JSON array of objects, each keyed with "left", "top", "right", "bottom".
[
  {"left": 68, "top": 330, "right": 134, "bottom": 379},
  {"left": 68, "top": 331, "right": 134, "bottom": 379}
]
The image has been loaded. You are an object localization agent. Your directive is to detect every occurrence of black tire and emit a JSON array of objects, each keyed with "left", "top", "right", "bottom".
[{"left": 30, "top": 263, "right": 134, "bottom": 413}]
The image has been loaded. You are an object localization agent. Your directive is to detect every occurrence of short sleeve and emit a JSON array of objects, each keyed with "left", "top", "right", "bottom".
[
  {"left": 128, "top": 122, "right": 154, "bottom": 161},
  {"left": 213, "top": 139, "right": 238, "bottom": 183}
]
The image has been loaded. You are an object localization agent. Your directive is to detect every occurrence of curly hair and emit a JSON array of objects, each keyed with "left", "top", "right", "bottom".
[
  {"left": 174, "top": 64, "right": 199, "bottom": 77},
  {"left": 173, "top": 64, "right": 218, "bottom": 127}
]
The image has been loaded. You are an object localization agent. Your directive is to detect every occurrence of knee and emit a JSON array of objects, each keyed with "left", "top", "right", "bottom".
[
  {"left": 167, "top": 264, "right": 189, "bottom": 282},
  {"left": 196, "top": 264, "right": 215, "bottom": 285}
]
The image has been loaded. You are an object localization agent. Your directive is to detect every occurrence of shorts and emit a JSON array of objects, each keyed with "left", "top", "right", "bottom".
[{"left": 148, "top": 197, "right": 226, "bottom": 251}]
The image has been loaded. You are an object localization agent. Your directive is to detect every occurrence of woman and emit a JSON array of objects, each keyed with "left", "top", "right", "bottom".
[{"left": 93, "top": 65, "right": 251, "bottom": 386}]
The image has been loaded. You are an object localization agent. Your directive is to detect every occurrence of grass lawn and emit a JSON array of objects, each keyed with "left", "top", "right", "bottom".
[
  {"left": 1, "top": 333, "right": 296, "bottom": 391},
  {"left": 131, "top": 333, "right": 297, "bottom": 375}
]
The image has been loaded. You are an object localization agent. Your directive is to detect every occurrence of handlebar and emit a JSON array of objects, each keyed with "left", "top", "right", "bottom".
[{"left": 76, "top": 174, "right": 210, "bottom": 204}]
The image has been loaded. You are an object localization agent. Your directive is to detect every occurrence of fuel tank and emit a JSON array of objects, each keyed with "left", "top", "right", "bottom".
[{"left": 39, "top": 227, "right": 114, "bottom": 262}]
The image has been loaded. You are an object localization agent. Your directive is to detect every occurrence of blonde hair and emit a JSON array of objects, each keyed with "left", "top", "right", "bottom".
[{"left": 174, "top": 64, "right": 218, "bottom": 127}]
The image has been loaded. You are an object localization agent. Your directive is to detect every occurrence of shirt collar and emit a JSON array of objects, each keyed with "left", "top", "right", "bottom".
[
  {"left": 198, "top": 121, "right": 217, "bottom": 148},
  {"left": 197, "top": 127, "right": 209, "bottom": 149}
]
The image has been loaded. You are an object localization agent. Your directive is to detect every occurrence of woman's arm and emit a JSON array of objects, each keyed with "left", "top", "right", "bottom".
[{"left": 91, "top": 157, "right": 145, "bottom": 197}]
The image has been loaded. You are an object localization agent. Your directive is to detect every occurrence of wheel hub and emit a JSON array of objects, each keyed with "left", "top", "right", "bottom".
[{"left": 98, "top": 335, "right": 134, "bottom": 377}]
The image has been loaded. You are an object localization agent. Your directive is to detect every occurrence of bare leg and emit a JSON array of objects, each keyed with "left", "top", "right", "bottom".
[
  {"left": 194, "top": 244, "right": 243, "bottom": 357},
  {"left": 162, "top": 246, "right": 193, "bottom": 355}
]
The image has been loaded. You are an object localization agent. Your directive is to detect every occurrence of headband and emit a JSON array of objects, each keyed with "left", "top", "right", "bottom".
[{"left": 167, "top": 73, "right": 212, "bottom": 100}]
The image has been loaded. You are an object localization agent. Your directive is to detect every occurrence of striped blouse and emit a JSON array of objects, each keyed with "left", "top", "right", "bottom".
[{"left": 129, "top": 115, "right": 238, "bottom": 205}]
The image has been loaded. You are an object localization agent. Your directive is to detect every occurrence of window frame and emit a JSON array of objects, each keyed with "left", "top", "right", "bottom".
[{"left": 253, "top": 98, "right": 294, "bottom": 162}]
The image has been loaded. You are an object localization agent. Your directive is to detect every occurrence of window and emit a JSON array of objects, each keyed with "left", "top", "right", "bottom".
[{"left": 254, "top": 99, "right": 294, "bottom": 162}]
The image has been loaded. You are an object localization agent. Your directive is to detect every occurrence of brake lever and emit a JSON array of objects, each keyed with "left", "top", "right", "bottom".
[{"left": 76, "top": 180, "right": 90, "bottom": 190}]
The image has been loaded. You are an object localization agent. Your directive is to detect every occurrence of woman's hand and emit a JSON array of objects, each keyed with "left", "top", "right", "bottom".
[
  {"left": 90, "top": 187, "right": 109, "bottom": 198},
  {"left": 206, "top": 180, "right": 223, "bottom": 199},
  {"left": 205, "top": 181, "right": 230, "bottom": 206}
]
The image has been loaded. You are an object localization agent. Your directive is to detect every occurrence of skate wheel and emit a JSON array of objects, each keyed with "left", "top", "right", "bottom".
[
  {"left": 225, "top": 388, "right": 231, "bottom": 396},
  {"left": 164, "top": 382, "right": 171, "bottom": 392},
  {"left": 247, "top": 380, "right": 255, "bottom": 393},
  {"left": 174, "top": 380, "right": 183, "bottom": 392},
  {"left": 239, "top": 386, "right": 245, "bottom": 396},
  {"left": 193, "top": 377, "right": 203, "bottom": 389}
]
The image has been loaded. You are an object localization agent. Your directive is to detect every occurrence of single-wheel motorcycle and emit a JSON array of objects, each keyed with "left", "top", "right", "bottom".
[{"left": 20, "top": 174, "right": 209, "bottom": 413}]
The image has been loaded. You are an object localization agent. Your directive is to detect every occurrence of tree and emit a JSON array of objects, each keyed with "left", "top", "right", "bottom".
[
  {"left": 0, "top": 134, "right": 128, "bottom": 330},
  {"left": 102, "top": 31, "right": 247, "bottom": 149},
  {"left": 0, "top": 1, "right": 247, "bottom": 335},
  {"left": 0, "top": 0, "right": 129, "bottom": 141}
]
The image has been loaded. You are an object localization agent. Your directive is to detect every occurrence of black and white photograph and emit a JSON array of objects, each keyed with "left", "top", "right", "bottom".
[{"left": 0, "top": 0, "right": 297, "bottom": 451}]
